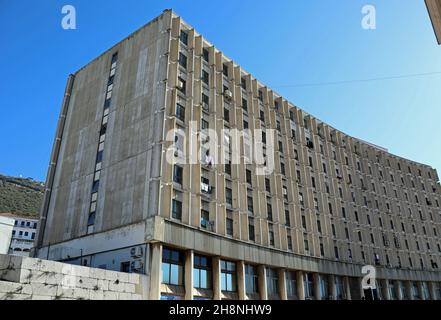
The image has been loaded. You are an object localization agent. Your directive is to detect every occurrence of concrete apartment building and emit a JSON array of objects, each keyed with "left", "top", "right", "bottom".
[
  {"left": 0, "top": 214, "right": 38, "bottom": 256},
  {"left": 34, "top": 10, "right": 441, "bottom": 300},
  {"left": 426, "top": 0, "right": 441, "bottom": 44}
]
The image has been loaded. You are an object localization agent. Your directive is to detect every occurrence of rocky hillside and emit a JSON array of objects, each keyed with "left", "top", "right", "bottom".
[{"left": 0, "top": 174, "right": 44, "bottom": 217}]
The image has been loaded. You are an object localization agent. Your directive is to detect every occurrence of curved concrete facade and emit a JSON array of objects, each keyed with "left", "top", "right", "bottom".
[{"left": 35, "top": 10, "right": 441, "bottom": 300}]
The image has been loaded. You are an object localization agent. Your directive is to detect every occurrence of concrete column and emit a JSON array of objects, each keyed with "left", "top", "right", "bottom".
[
  {"left": 184, "top": 250, "right": 194, "bottom": 300},
  {"left": 405, "top": 281, "right": 413, "bottom": 300},
  {"left": 396, "top": 281, "right": 403, "bottom": 300},
  {"left": 382, "top": 279, "right": 390, "bottom": 300},
  {"left": 418, "top": 282, "right": 425, "bottom": 300},
  {"left": 278, "top": 269, "right": 287, "bottom": 300},
  {"left": 258, "top": 265, "right": 268, "bottom": 300},
  {"left": 149, "top": 242, "right": 162, "bottom": 300},
  {"left": 213, "top": 257, "right": 221, "bottom": 300},
  {"left": 237, "top": 260, "right": 246, "bottom": 300},
  {"left": 296, "top": 271, "right": 305, "bottom": 300},
  {"left": 359, "top": 277, "right": 365, "bottom": 300},
  {"left": 329, "top": 274, "right": 337, "bottom": 300},
  {"left": 313, "top": 273, "right": 321, "bottom": 300},
  {"left": 344, "top": 276, "right": 351, "bottom": 300},
  {"left": 428, "top": 282, "right": 436, "bottom": 301}
]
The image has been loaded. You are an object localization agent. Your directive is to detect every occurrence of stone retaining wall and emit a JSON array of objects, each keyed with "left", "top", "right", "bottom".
[{"left": 0, "top": 254, "right": 147, "bottom": 300}]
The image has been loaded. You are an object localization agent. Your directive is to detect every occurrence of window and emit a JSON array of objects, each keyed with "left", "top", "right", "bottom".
[
  {"left": 87, "top": 212, "right": 96, "bottom": 226},
  {"left": 245, "top": 265, "right": 259, "bottom": 294},
  {"left": 180, "top": 30, "right": 188, "bottom": 45},
  {"left": 267, "top": 203, "right": 273, "bottom": 221},
  {"left": 173, "top": 165, "right": 183, "bottom": 185},
  {"left": 286, "top": 271, "right": 297, "bottom": 298},
  {"left": 221, "top": 260, "right": 236, "bottom": 292},
  {"left": 304, "top": 237, "right": 309, "bottom": 252},
  {"left": 226, "top": 210, "right": 234, "bottom": 236},
  {"left": 225, "top": 188, "right": 233, "bottom": 206},
  {"left": 202, "top": 93, "right": 209, "bottom": 109},
  {"left": 224, "top": 162, "right": 231, "bottom": 176},
  {"left": 200, "top": 210, "right": 209, "bottom": 229},
  {"left": 317, "top": 219, "right": 322, "bottom": 234},
  {"left": 247, "top": 195, "right": 254, "bottom": 213},
  {"left": 162, "top": 248, "right": 184, "bottom": 286},
  {"left": 287, "top": 234, "right": 293, "bottom": 251},
  {"left": 120, "top": 261, "right": 130, "bottom": 273},
  {"left": 223, "top": 64, "right": 229, "bottom": 77},
  {"left": 194, "top": 255, "right": 212, "bottom": 289},
  {"left": 203, "top": 48, "right": 209, "bottom": 62},
  {"left": 178, "top": 77, "right": 186, "bottom": 93},
  {"left": 246, "top": 169, "right": 252, "bottom": 185},
  {"left": 335, "top": 276, "right": 345, "bottom": 300},
  {"left": 248, "top": 218, "right": 255, "bottom": 241},
  {"left": 242, "top": 98, "right": 248, "bottom": 112},
  {"left": 178, "top": 52, "right": 187, "bottom": 69},
  {"left": 96, "top": 150, "right": 104, "bottom": 163},
  {"left": 285, "top": 210, "right": 291, "bottom": 226},
  {"left": 176, "top": 103, "right": 185, "bottom": 122},
  {"left": 202, "top": 119, "right": 209, "bottom": 130},
  {"left": 241, "top": 77, "right": 247, "bottom": 90},
  {"left": 266, "top": 268, "right": 279, "bottom": 296},
  {"left": 91, "top": 180, "right": 100, "bottom": 193},
  {"left": 172, "top": 199, "right": 182, "bottom": 220},
  {"left": 265, "top": 178, "right": 271, "bottom": 193},
  {"left": 269, "top": 224, "right": 275, "bottom": 246},
  {"left": 224, "top": 108, "right": 230, "bottom": 122},
  {"left": 202, "top": 70, "right": 209, "bottom": 85},
  {"left": 258, "top": 90, "right": 263, "bottom": 102},
  {"left": 320, "top": 276, "right": 329, "bottom": 300},
  {"left": 304, "top": 273, "right": 314, "bottom": 299}
]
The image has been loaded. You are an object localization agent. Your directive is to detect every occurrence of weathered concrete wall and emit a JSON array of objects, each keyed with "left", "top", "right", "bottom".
[
  {"left": 0, "top": 254, "right": 147, "bottom": 300},
  {"left": 37, "top": 10, "right": 172, "bottom": 248}
]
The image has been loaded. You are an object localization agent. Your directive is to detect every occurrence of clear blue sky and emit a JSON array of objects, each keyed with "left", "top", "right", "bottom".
[{"left": 1, "top": 0, "right": 440, "bottom": 181}]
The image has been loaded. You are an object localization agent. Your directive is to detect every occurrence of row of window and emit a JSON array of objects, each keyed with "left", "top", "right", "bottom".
[
  {"left": 161, "top": 246, "right": 349, "bottom": 299},
  {"left": 180, "top": 28, "right": 438, "bottom": 190},
  {"left": 87, "top": 52, "right": 118, "bottom": 234},
  {"left": 14, "top": 220, "right": 37, "bottom": 229},
  {"left": 12, "top": 230, "right": 35, "bottom": 239}
]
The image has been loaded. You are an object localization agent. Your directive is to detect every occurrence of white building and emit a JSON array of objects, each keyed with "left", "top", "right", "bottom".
[
  {"left": 0, "top": 216, "right": 14, "bottom": 254},
  {"left": 0, "top": 213, "right": 38, "bottom": 256}
]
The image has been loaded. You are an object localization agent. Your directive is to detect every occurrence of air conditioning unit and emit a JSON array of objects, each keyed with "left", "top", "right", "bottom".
[
  {"left": 131, "top": 260, "right": 144, "bottom": 272},
  {"left": 130, "top": 246, "right": 143, "bottom": 258},
  {"left": 177, "top": 79, "right": 185, "bottom": 90},
  {"left": 224, "top": 89, "right": 233, "bottom": 102}
]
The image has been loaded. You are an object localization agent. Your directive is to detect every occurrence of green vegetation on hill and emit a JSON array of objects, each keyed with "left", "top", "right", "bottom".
[{"left": 0, "top": 174, "right": 44, "bottom": 217}]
